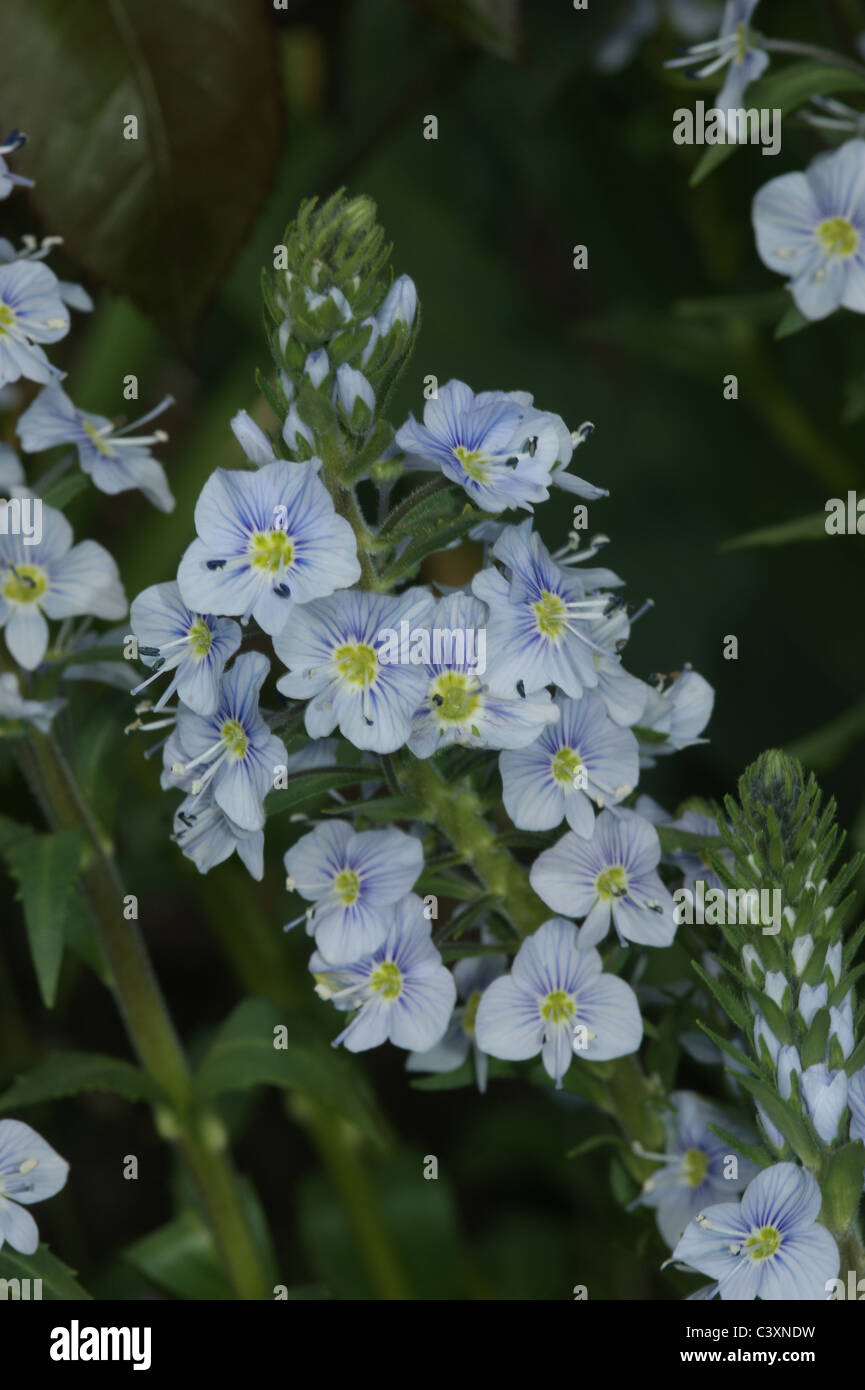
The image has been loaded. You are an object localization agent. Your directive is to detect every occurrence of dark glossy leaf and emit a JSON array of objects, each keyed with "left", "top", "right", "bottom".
[{"left": 0, "top": 0, "right": 282, "bottom": 338}]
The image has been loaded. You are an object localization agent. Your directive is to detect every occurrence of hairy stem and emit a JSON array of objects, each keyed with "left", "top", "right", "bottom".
[{"left": 18, "top": 730, "right": 270, "bottom": 1300}]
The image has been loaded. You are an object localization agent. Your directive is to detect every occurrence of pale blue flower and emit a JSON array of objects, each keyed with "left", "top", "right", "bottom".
[
  {"left": 672, "top": 1162, "right": 839, "bottom": 1300},
  {"left": 177, "top": 460, "right": 360, "bottom": 636},
  {"left": 168, "top": 651, "right": 287, "bottom": 832},
  {"left": 0, "top": 504, "right": 126, "bottom": 669},
  {"left": 0, "top": 235, "right": 93, "bottom": 314},
  {"left": 0, "top": 1118, "right": 69, "bottom": 1254},
  {"left": 474, "top": 917, "right": 643, "bottom": 1088},
  {"left": 530, "top": 809, "right": 677, "bottom": 949},
  {"left": 304, "top": 348, "right": 330, "bottom": 388},
  {"left": 753, "top": 140, "right": 865, "bottom": 321},
  {"left": 666, "top": 809, "right": 731, "bottom": 893},
  {"left": 666, "top": 0, "right": 768, "bottom": 114},
  {"left": 231, "top": 409, "right": 275, "bottom": 467},
  {"left": 500, "top": 690, "right": 638, "bottom": 837},
  {"left": 407, "top": 591, "right": 558, "bottom": 757},
  {"left": 129, "top": 581, "right": 241, "bottom": 716},
  {"left": 274, "top": 587, "right": 435, "bottom": 754},
  {"left": 0, "top": 130, "right": 34, "bottom": 200},
  {"left": 172, "top": 785, "right": 264, "bottom": 881},
  {"left": 0, "top": 260, "right": 69, "bottom": 387},
  {"left": 0, "top": 671, "right": 65, "bottom": 732},
  {"left": 776, "top": 1047, "right": 848, "bottom": 1145},
  {"left": 637, "top": 1092, "right": 757, "bottom": 1247},
  {"left": 473, "top": 521, "right": 613, "bottom": 698},
  {"left": 284, "top": 819, "right": 423, "bottom": 965},
  {"left": 588, "top": 606, "right": 650, "bottom": 726},
  {"left": 0, "top": 443, "right": 24, "bottom": 491},
  {"left": 395, "top": 379, "right": 571, "bottom": 514},
  {"left": 17, "top": 383, "right": 174, "bottom": 511},
  {"left": 310, "top": 893, "right": 456, "bottom": 1053},
  {"left": 406, "top": 949, "right": 507, "bottom": 1093},
  {"left": 334, "top": 363, "right": 374, "bottom": 418},
  {"left": 637, "top": 667, "right": 714, "bottom": 764}
]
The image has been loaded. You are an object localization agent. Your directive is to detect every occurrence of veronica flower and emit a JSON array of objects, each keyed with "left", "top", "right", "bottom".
[
  {"left": 310, "top": 893, "right": 456, "bottom": 1053},
  {"left": 776, "top": 1047, "right": 848, "bottom": 1146},
  {"left": 230, "top": 409, "right": 277, "bottom": 468},
  {"left": 0, "top": 504, "right": 126, "bottom": 669},
  {"left": 17, "top": 384, "right": 174, "bottom": 510},
  {"left": 406, "top": 949, "right": 507, "bottom": 1093},
  {"left": 637, "top": 667, "right": 714, "bottom": 764},
  {"left": 177, "top": 460, "right": 360, "bottom": 636},
  {"left": 0, "top": 130, "right": 34, "bottom": 199},
  {"left": 473, "top": 521, "right": 614, "bottom": 698},
  {"left": 0, "top": 1119, "right": 69, "bottom": 1254},
  {"left": 753, "top": 140, "right": 865, "bottom": 321},
  {"left": 0, "top": 443, "right": 24, "bottom": 492},
  {"left": 500, "top": 690, "right": 639, "bottom": 837},
  {"left": 172, "top": 784, "right": 264, "bottom": 880},
  {"left": 284, "top": 819, "right": 423, "bottom": 965},
  {"left": 395, "top": 379, "right": 565, "bottom": 513},
  {"left": 274, "top": 587, "right": 435, "bottom": 754},
  {"left": 0, "top": 234, "right": 93, "bottom": 313},
  {"left": 168, "top": 651, "right": 286, "bottom": 832},
  {"left": 636, "top": 1092, "right": 757, "bottom": 1248},
  {"left": 666, "top": 808, "right": 732, "bottom": 894},
  {"left": 375, "top": 274, "right": 417, "bottom": 334},
  {"left": 666, "top": 1, "right": 768, "bottom": 116},
  {"left": 475, "top": 918, "right": 642, "bottom": 1088},
  {"left": 672, "top": 1162, "right": 839, "bottom": 1301},
  {"left": 0, "top": 260, "right": 69, "bottom": 388},
  {"left": 531, "top": 809, "right": 677, "bottom": 948},
  {"left": 0, "top": 671, "right": 65, "bottom": 733},
  {"left": 408, "top": 591, "right": 558, "bottom": 757},
  {"left": 129, "top": 581, "right": 241, "bottom": 716},
  {"left": 587, "top": 605, "right": 650, "bottom": 726}
]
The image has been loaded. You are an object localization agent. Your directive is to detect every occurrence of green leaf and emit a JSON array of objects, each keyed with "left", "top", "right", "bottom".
[
  {"left": 691, "top": 959, "right": 751, "bottom": 1035},
  {"left": 696, "top": 1020, "right": 762, "bottom": 1079},
  {"left": 379, "top": 506, "right": 486, "bottom": 582},
  {"left": 704, "top": 1122, "right": 773, "bottom": 1170},
  {"left": 566, "top": 1132, "right": 628, "bottom": 1160},
  {"left": 3, "top": 829, "right": 85, "bottom": 1008},
  {"left": 0, "top": 0, "right": 282, "bottom": 339},
  {"left": 632, "top": 725, "right": 669, "bottom": 747},
  {"left": 123, "top": 1211, "right": 233, "bottom": 1300},
  {"left": 821, "top": 1141, "right": 865, "bottom": 1235},
  {"left": 323, "top": 794, "right": 433, "bottom": 824},
  {"left": 735, "top": 1074, "right": 821, "bottom": 1167},
  {"left": 194, "top": 999, "right": 383, "bottom": 1145},
  {"left": 0, "top": 1244, "right": 91, "bottom": 1300},
  {"left": 0, "top": 1052, "right": 163, "bottom": 1114},
  {"left": 41, "top": 469, "right": 91, "bottom": 510},
  {"left": 414, "top": 870, "right": 482, "bottom": 901},
  {"left": 774, "top": 303, "right": 810, "bottom": 340},
  {"left": 786, "top": 696, "right": 865, "bottom": 772},
  {"left": 657, "top": 825, "right": 725, "bottom": 854},
  {"left": 690, "top": 62, "right": 865, "bottom": 186},
  {"left": 380, "top": 481, "right": 463, "bottom": 539},
  {"left": 719, "top": 512, "right": 827, "bottom": 553},
  {"left": 266, "top": 767, "right": 378, "bottom": 818}
]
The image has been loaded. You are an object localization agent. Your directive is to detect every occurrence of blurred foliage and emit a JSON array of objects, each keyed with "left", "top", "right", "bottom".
[{"left": 1, "top": 0, "right": 864, "bottom": 1300}]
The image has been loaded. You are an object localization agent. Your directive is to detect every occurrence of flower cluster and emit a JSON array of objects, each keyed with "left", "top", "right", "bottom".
[{"left": 122, "top": 191, "right": 720, "bottom": 1106}]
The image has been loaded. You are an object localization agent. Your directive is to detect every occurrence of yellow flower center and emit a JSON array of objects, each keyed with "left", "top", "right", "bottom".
[
  {"left": 552, "top": 746, "right": 582, "bottom": 786},
  {"left": 453, "top": 445, "right": 489, "bottom": 482},
  {"left": 335, "top": 641, "right": 378, "bottom": 686},
  {"left": 220, "top": 717, "right": 249, "bottom": 759},
  {"left": 335, "top": 869, "right": 361, "bottom": 905},
  {"left": 541, "top": 989, "right": 575, "bottom": 1024},
  {"left": 817, "top": 216, "right": 858, "bottom": 259},
  {"left": 0, "top": 303, "right": 15, "bottom": 334},
  {"left": 82, "top": 420, "right": 116, "bottom": 457},
  {"left": 188, "top": 618, "right": 213, "bottom": 657},
  {"left": 2, "top": 563, "right": 47, "bottom": 605},
  {"left": 681, "top": 1147, "right": 709, "bottom": 1187},
  {"left": 370, "top": 960, "right": 402, "bottom": 999},
  {"left": 596, "top": 865, "right": 627, "bottom": 900},
  {"left": 249, "top": 529, "right": 294, "bottom": 573},
  {"left": 431, "top": 670, "right": 480, "bottom": 723},
  {"left": 532, "top": 589, "right": 567, "bottom": 638},
  {"left": 463, "top": 989, "right": 482, "bottom": 1035},
  {"left": 744, "top": 1225, "right": 782, "bottom": 1261}
]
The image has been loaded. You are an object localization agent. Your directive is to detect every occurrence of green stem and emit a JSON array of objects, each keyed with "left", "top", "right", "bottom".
[
  {"left": 19, "top": 730, "right": 270, "bottom": 1300},
  {"left": 838, "top": 1224, "right": 865, "bottom": 1281},
  {"left": 398, "top": 757, "right": 666, "bottom": 1174},
  {"left": 292, "top": 1096, "right": 411, "bottom": 1299}
]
